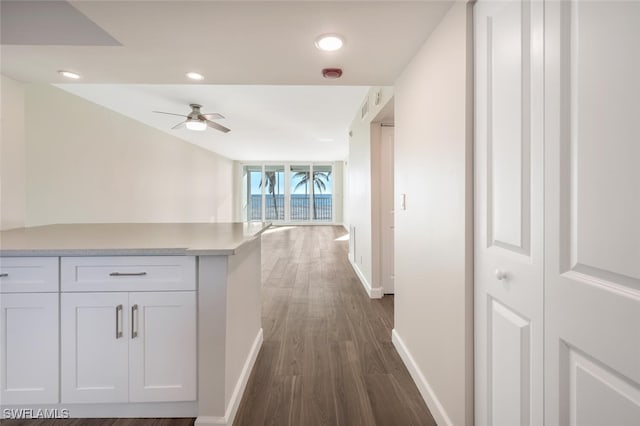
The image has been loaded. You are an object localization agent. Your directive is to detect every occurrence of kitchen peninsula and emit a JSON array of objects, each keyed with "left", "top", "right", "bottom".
[{"left": 0, "top": 222, "right": 270, "bottom": 426}]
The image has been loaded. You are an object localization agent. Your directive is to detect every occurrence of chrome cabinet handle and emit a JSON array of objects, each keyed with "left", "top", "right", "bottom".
[
  {"left": 115, "top": 304, "right": 123, "bottom": 339},
  {"left": 131, "top": 304, "right": 139, "bottom": 339},
  {"left": 109, "top": 272, "right": 147, "bottom": 277},
  {"left": 0, "top": 273, "right": 8, "bottom": 278}
]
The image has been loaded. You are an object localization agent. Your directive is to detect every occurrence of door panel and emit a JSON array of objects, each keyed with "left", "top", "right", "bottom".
[
  {"left": 487, "top": 0, "right": 530, "bottom": 251},
  {"left": 245, "top": 165, "right": 263, "bottom": 221},
  {"left": 264, "top": 165, "right": 285, "bottom": 221},
  {"left": 568, "top": 346, "right": 640, "bottom": 426},
  {"left": 475, "top": 1, "right": 544, "bottom": 425},
  {"left": 129, "top": 291, "right": 196, "bottom": 402},
  {"left": 61, "top": 292, "right": 129, "bottom": 403},
  {"left": 290, "top": 165, "right": 310, "bottom": 221},
  {"left": 1, "top": 293, "right": 58, "bottom": 404},
  {"left": 545, "top": 1, "right": 640, "bottom": 424},
  {"left": 490, "top": 299, "right": 531, "bottom": 426}
]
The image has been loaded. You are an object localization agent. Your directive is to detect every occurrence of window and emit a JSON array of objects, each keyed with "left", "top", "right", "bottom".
[{"left": 242, "top": 164, "right": 334, "bottom": 223}]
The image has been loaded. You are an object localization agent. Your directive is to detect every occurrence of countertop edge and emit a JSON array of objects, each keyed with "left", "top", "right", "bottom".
[{"left": 0, "top": 223, "right": 272, "bottom": 257}]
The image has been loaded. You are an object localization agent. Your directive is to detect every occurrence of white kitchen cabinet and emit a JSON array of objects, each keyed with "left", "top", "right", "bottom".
[
  {"left": 61, "top": 292, "right": 129, "bottom": 403},
  {"left": 129, "top": 291, "right": 196, "bottom": 402},
  {"left": 61, "top": 291, "right": 196, "bottom": 404},
  {"left": 61, "top": 256, "right": 196, "bottom": 292},
  {"left": 0, "top": 293, "right": 59, "bottom": 404},
  {"left": 0, "top": 257, "right": 58, "bottom": 293}
]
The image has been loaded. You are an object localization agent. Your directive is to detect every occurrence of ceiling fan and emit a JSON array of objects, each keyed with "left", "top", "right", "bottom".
[{"left": 152, "top": 104, "right": 230, "bottom": 133}]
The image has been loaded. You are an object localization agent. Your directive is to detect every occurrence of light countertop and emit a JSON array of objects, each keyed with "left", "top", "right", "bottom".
[{"left": 0, "top": 222, "right": 271, "bottom": 256}]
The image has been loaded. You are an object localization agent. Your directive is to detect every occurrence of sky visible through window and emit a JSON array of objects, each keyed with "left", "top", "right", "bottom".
[{"left": 249, "top": 167, "right": 333, "bottom": 195}]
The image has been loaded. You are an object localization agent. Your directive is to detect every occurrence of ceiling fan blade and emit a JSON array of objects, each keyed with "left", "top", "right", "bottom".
[
  {"left": 200, "top": 113, "right": 225, "bottom": 120},
  {"left": 153, "top": 111, "right": 188, "bottom": 118},
  {"left": 205, "top": 119, "right": 231, "bottom": 133},
  {"left": 171, "top": 120, "right": 186, "bottom": 129}
]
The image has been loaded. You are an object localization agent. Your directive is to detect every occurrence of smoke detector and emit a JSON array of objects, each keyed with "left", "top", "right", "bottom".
[{"left": 322, "top": 68, "right": 343, "bottom": 79}]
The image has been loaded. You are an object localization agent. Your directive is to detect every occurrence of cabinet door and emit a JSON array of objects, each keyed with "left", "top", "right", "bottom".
[
  {"left": 61, "top": 292, "right": 129, "bottom": 403},
  {"left": 1, "top": 293, "right": 58, "bottom": 404},
  {"left": 129, "top": 291, "right": 196, "bottom": 402}
]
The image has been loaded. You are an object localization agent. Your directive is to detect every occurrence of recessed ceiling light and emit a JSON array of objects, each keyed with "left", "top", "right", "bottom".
[
  {"left": 186, "top": 72, "right": 204, "bottom": 81},
  {"left": 58, "top": 70, "right": 80, "bottom": 80},
  {"left": 315, "top": 34, "right": 344, "bottom": 52}
]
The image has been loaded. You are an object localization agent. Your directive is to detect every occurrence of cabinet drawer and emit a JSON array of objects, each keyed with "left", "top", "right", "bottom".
[
  {"left": 61, "top": 256, "right": 196, "bottom": 292},
  {"left": 0, "top": 257, "right": 59, "bottom": 293}
]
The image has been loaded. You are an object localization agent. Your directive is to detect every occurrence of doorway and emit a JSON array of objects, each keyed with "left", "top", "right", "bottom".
[{"left": 380, "top": 125, "right": 395, "bottom": 294}]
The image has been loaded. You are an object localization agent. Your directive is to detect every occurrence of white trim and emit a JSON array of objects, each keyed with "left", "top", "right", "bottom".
[
  {"left": 391, "top": 329, "right": 453, "bottom": 426},
  {"left": 194, "top": 416, "right": 225, "bottom": 425},
  {"left": 195, "top": 328, "right": 264, "bottom": 426},
  {"left": 348, "top": 256, "right": 383, "bottom": 299},
  {"left": 224, "top": 328, "right": 263, "bottom": 425}
]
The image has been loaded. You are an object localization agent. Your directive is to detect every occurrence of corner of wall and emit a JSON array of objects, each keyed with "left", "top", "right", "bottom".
[
  {"left": 0, "top": 75, "right": 26, "bottom": 230},
  {"left": 345, "top": 86, "right": 394, "bottom": 294}
]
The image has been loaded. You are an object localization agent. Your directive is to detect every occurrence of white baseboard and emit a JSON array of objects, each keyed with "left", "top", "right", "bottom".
[
  {"left": 195, "top": 328, "right": 264, "bottom": 426},
  {"left": 194, "top": 416, "right": 225, "bottom": 425},
  {"left": 391, "top": 329, "right": 453, "bottom": 426},
  {"left": 348, "top": 256, "right": 383, "bottom": 299}
]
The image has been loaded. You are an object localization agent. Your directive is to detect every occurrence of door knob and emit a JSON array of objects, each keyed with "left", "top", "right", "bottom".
[{"left": 495, "top": 269, "right": 508, "bottom": 281}]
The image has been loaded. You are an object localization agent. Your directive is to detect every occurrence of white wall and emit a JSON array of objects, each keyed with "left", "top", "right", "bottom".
[
  {"left": 332, "top": 160, "right": 344, "bottom": 225},
  {"left": 0, "top": 75, "right": 26, "bottom": 230},
  {"left": 342, "top": 159, "right": 349, "bottom": 230},
  {"left": 347, "top": 86, "right": 393, "bottom": 297},
  {"left": 393, "top": 2, "right": 473, "bottom": 426},
  {"left": 23, "top": 84, "right": 234, "bottom": 225}
]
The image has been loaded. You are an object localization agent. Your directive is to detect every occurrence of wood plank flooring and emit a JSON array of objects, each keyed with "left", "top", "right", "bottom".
[
  {"left": 2, "top": 226, "right": 434, "bottom": 426},
  {"left": 233, "top": 225, "right": 435, "bottom": 426}
]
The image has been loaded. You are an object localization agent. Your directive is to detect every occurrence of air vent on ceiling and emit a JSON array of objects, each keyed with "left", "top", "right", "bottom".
[
  {"left": 361, "top": 98, "right": 369, "bottom": 120},
  {"left": 374, "top": 89, "right": 382, "bottom": 106}
]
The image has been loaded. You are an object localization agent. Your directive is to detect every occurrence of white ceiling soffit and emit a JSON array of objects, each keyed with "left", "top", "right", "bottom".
[
  {"left": 2, "top": 0, "right": 454, "bottom": 85},
  {"left": 0, "top": 1, "right": 121, "bottom": 46},
  {"left": 56, "top": 84, "right": 371, "bottom": 161}
]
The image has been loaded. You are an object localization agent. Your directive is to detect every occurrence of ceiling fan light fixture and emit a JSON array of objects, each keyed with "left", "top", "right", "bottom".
[
  {"left": 315, "top": 34, "right": 344, "bottom": 52},
  {"left": 186, "top": 72, "right": 204, "bottom": 81},
  {"left": 185, "top": 120, "right": 207, "bottom": 131}
]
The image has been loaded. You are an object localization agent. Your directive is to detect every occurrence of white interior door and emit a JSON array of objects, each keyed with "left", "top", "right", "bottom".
[
  {"left": 545, "top": 1, "right": 640, "bottom": 424},
  {"left": 380, "top": 126, "right": 395, "bottom": 294},
  {"left": 61, "top": 292, "right": 129, "bottom": 403},
  {"left": 474, "top": 1, "right": 544, "bottom": 425},
  {"left": 129, "top": 291, "right": 196, "bottom": 402}
]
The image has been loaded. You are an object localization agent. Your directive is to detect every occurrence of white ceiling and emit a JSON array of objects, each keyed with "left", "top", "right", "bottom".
[
  {"left": 2, "top": 0, "right": 452, "bottom": 161},
  {"left": 57, "top": 84, "right": 370, "bottom": 161},
  {"left": 2, "top": 0, "right": 453, "bottom": 85}
]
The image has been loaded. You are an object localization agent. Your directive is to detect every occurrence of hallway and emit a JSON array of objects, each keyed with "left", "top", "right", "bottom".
[{"left": 234, "top": 226, "right": 435, "bottom": 426}]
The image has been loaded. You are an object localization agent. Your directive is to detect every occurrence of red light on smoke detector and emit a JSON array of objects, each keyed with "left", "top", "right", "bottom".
[{"left": 322, "top": 68, "right": 343, "bottom": 79}]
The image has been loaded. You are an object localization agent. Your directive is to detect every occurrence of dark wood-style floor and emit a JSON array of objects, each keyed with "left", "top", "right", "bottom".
[
  {"left": 2, "top": 226, "right": 434, "bottom": 426},
  {"left": 233, "top": 226, "right": 434, "bottom": 426}
]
